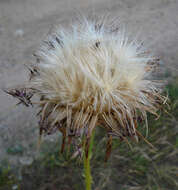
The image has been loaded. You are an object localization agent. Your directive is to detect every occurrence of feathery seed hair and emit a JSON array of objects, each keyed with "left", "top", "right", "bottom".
[{"left": 6, "top": 17, "right": 166, "bottom": 159}]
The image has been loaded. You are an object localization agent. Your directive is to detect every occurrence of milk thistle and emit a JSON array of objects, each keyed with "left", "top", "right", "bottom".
[{"left": 5, "top": 16, "right": 166, "bottom": 190}]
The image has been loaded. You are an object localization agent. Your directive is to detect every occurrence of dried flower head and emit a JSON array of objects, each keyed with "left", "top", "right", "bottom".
[{"left": 6, "top": 17, "right": 166, "bottom": 159}]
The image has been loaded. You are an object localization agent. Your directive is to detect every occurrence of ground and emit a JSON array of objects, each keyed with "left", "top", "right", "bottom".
[{"left": 0, "top": 0, "right": 178, "bottom": 189}]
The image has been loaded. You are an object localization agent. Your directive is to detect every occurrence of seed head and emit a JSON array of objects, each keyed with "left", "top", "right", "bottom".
[{"left": 6, "top": 17, "right": 166, "bottom": 158}]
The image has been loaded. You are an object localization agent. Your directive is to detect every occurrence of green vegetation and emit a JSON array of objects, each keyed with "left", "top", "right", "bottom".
[
  {"left": 6, "top": 144, "right": 24, "bottom": 155},
  {"left": 1, "top": 79, "right": 178, "bottom": 190},
  {"left": 0, "top": 163, "right": 19, "bottom": 190}
]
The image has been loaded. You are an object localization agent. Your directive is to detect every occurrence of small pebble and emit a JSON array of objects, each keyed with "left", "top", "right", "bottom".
[
  {"left": 12, "top": 184, "right": 18, "bottom": 190},
  {"left": 14, "top": 29, "right": 24, "bottom": 37},
  {"left": 19, "top": 156, "right": 33, "bottom": 166}
]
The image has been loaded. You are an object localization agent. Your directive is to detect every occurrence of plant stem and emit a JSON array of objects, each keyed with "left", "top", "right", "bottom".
[
  {"left": 84, "top": 154, "right": 92, "bottom": 190},
  {"left": 84, "top": 132, "right": 95, "bottom": 190}
]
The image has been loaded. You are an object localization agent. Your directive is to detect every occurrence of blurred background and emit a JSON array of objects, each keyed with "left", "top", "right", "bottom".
[{"left": 0, "top": 0, "right": 178, "bottom": 189}]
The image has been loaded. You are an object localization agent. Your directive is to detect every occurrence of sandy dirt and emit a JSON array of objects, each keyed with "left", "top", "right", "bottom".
[{"left": 0, "top": 0, "right": 178, "bottom": 166}]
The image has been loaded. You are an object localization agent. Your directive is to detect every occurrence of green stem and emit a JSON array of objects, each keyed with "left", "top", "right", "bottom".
[
  {"left": 84, "top": 154, "right": 92, "bottom": 190},
  {"left": 84, "top": 132, "right": 95, "bottom": 190}
]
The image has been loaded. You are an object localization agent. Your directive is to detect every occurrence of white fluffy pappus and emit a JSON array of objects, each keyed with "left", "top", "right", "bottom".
[{"left": 25, "top": 17, "right": 166, "bottom": 153}]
